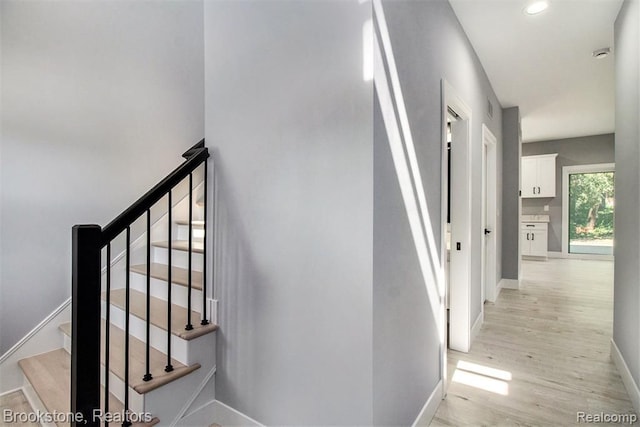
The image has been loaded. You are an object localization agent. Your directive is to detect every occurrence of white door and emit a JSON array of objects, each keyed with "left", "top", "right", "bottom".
[
  {"left": 482, "top": 125, "right": 497, "bottom": 303},
  {"left": 521, "top": 157, "right": 537, "bottom": 197}
]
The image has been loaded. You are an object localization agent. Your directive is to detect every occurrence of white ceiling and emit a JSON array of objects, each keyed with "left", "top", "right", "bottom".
[{"left": 448, "top": 0, "right": 623, "bottom": 143}]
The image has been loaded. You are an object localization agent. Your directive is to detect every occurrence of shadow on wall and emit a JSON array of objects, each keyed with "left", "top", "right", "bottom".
[{"left": 212, "top": 152, "right": 266, "bottom": 417}]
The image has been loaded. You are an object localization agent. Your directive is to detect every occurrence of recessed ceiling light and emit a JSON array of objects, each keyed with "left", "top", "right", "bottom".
[
  {"left": 592, "top": 47, "right": 611, "bottom": 59},
  {"left": 524, "top": 0, "right": 549, "bottom": 15}
]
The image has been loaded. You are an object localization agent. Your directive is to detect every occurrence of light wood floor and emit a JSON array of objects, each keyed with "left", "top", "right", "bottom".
[
  {"left": 433, "top": 258, "right": 637, "bottom": 426},
  {"left": 0, "top": 390, "right": 39, "bottom": 427}
]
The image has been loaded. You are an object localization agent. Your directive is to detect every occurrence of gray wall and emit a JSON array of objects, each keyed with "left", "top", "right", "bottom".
[
  {"left": 0, "top": 0, "right": 204, "bottom": 353},
  {"left": 373, "top": 1, "right": 502, "bottom": 424},
  {"left": 522, "top": 134, "right": 614, "bottom": 252},
  {"left": 613, "top": 0, "right": 640, "bottom": 387},
  {"left": 502, "top": 107, "right": 521, "bottom": 281},
  {"left": 205, "top": 2, "right": 374, "bottom": 425}
]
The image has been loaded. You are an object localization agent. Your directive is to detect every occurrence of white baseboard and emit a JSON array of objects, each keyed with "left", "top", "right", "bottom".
[
  {"left": 496, "top": 279, "right": 504, "bottom": 298},
  {"left": 547, "top": 251, "right": 564, "bottom": 258},
  {"left": 499, "top": 278, "right": 520, "bottom": 290},
  {"left": 611, "top": 339, "right": 640, "bottom": 415},
  {"left": 471, "top": 312, "right": 484, "bottom": 344},
  {"left": 176, "top": 399, "right": 264, "bottom": 427},
  {"left": 412, "top": 379, "right": 443, "bottom": 426}
]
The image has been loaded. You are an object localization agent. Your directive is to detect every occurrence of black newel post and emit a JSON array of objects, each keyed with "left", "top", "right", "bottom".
[{"left": 71, "top": 225, "right": 102, "bottom": 427}]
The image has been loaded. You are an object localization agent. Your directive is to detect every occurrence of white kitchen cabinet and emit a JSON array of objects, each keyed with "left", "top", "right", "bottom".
[
  {"left": 521, "top": 222, "right": 548, "bottom": 257},
  {"left": 521, "top": 154, "right": 557, "bottom": 198}
]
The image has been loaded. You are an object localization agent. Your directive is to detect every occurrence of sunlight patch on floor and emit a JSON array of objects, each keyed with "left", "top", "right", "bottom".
[{"left": 451, "top": 360, "right": 512, "bottom": 396}]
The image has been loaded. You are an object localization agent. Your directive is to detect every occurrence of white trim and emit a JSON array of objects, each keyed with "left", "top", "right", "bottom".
[
  {"left": 22, "top": 377, "right": 56, "bottom": 427},
  {"left": 611, "top": 339, "right": 640, "bottom": 414},
  {"left": 0, "top": 387, "right": 23, "bottom": 397},
  {"left": 411, "top": 380, "right": 443, "bottom": 427},
  {"left": 561, "top": 163, "right": 615, "bottom": 258},
  {"left": 547, "top": 250, "right": 565, "bottom": 258},
  {"left": 212, "top": 400, "right": 265, "bottom": 427},
  {"left": 171, "top": 365, "right": 217, "bottom": 426},
  {"left": 499, "top": 278, "right": 520, "bottom": 290},
  {"left": 496, "top": 279, "right": 504, "bottom": 298},
  {"left": 565, "top": 253, "right": 614, "bottom": 261},
  {"left": 471, "top": 312, "right": 484, "bottom": 345},
  {"left": 0, "top": 298, "right": 70, "bottom": 363},
  {"left": 442, "top": 79, "right": 473, "bottom": 355}
]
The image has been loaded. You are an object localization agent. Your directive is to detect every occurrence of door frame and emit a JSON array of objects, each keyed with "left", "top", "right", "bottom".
[
  {"left": 441, "top": 79, "right": 473, "bottom": 364},
  {"left": 481, "top": 124, "right": 498, "bottom": 305},
  {"left": 561, "top": 163, "right": 615, "bottom": 260}
]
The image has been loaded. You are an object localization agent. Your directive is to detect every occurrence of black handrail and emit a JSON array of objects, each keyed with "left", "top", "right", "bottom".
[
  {"left": 101, "top": 139, "right": 208, "bottom": 246},
  {"left": 71, "top": 139, "right": 209, "bottom": 427}
]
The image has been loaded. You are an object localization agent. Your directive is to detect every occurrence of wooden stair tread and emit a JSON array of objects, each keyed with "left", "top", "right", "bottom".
[
  {"left": 58, "top": 322, "right": 198, "bottom": 394},
  {"left": 152, "top": 240, "right": 204, "bottom": 253},
  {"left": 18, "top": 349, "right": 159, "bottom": 426},
  {"left": 130, "top": 263, "right": 203, "bottom": 290},
  {"left": 175, "top": 219, "right": 205, "bottom": 227},
  {"left": 105, "top": 288, "right": 218, "bottom": 340}
]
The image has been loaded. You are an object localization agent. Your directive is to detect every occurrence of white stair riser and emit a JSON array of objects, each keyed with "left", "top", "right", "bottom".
[
  {"left": 152, "top": 247, "right": 204, "bottom": 271},
  {"left": 103, "top": 302, "right": 191, "bottom": 365},
  {"left": 176, "top": 224, "right": 205, "bottom": 242},
  {"left": 101, "top": 367, "right": 146, "bottom": 415},
  {"left": 130, "top": 273, "right": 203, "bottom": 314},
  {"left": 103, "top": 303, "right": 214, "bottom": 367}
]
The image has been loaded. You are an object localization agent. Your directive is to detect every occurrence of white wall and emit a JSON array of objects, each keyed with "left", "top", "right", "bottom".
[
  {"left": 205, "top": 1, "right": 373, "bottom": 424},
  {"left": 0, "top": 0, "right": 204, "bottom": 354},
  {"left": 613, "top": 0, "right": 640, "bottom": 390}
]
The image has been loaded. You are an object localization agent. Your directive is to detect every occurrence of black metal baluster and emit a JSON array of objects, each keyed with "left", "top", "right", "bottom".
[
  {"left": 165, "top": 191, "right": 174, "bottom": 372},
  {"left": 201, "top": 162, "right": 209, "bottom": 325},
  {"left": 123, "top": 226, "right": 131, "bottom": 427},
  {"left": 105, "top": 243, "right": 111, "bottom": 426},
  {"left": 186, "top": 173, "right": 194, "bottom": 331},
  {"left": 143, "top": 211, "right": 152, "bottom": 382}
]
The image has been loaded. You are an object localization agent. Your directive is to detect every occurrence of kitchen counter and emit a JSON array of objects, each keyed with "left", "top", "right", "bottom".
[{"left": 521, "top": 214, "right": 550, "bottom": 223}]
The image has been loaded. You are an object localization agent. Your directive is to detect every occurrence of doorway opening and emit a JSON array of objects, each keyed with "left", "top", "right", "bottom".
[
  {"left": 562, "top": 164, "right": 615, "bottom": 258},
  {"left": 481, "top": 125, "right": 498, "bottom": 305},
  {"left": 441, "top": 80, "right": 472, "bottom": 363}
]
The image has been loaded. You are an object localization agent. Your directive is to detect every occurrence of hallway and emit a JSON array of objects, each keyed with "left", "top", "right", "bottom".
[{"left": 433, "top": 259, "right": 636, "bottom": 425}]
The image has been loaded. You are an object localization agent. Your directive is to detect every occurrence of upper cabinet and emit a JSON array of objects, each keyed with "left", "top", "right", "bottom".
[{"left": 521, "top": 154, "right": 557, "bottom": 198}]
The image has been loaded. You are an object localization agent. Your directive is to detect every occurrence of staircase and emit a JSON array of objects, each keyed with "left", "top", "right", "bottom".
[{"left": 16, "top": 141, "right": 218, "bottom": 426}]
